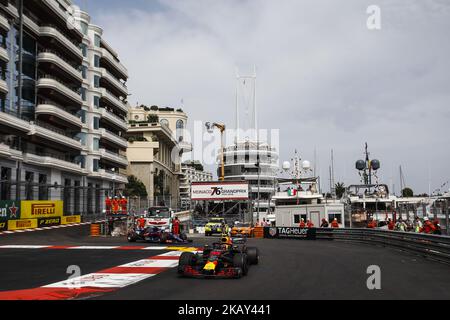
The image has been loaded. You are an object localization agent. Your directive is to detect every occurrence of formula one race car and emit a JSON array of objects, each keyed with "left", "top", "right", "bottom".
[
  {"left": 178, "top": 236, "right": 259, "bottom": 278},
  {"left": 127, "top": 226, "right": 192, "bottom": 244}
]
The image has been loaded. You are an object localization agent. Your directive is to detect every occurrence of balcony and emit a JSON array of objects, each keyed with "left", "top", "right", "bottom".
[
  {"left": 99, "top": 148, "right": 129, "bottom": 167},
  {"left": 100, "top": 88, "right": 128, "bottom": 114},
  {"left": 101, "top": 48, "right": 128, "bottom": 79},
  {"left": 251, "top": 186, "right": 275, "bottom": 193},
  {"left": 37, "top": 52, "right": 83, "bottom": 83},
  {"left": 23, "top": 153, "right": 85, "bottom": 175},
  {"left": 100, "top": 108, "right": 127, "bottom": 131},
  {"left": 37, "top": 77, "right": 82, "bottom": 106},
  {"left": 36, "top": 104, "right": 83, "bottom": 128},
  {"left": 0, "top": 143, "right": 23, "bottom": 160},
  {"left": 99, "top": 128, "right": 128, "bottom": 149},
  {"left": 0, "top": 110, "right": 30, "bottom": 132},
  {"left": 0, "top": 14, "right": 9, "bottom": 32},
  {"left": 39, "top": 26, "right": 82, "bottom": 60},
  {"left": 90, "top": 169, "right": 128, "bottom": 184},
  {"left": 0, "top": 79, "right": 8, "bottom": 94},
  {"left": 100, "top": 68, "right": 127, "bottom": 96},
  {"left": 29, "top": 121, "right": 82, "bottom": 150},
  {"left": 0, "top": 47, "right": 9, "bottom": 63}
]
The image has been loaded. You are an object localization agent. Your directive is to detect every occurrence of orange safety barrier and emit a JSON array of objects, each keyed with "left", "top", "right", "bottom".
[
  {"left": 253, "top": 227, "right": 264, "bottom": 239},
  {"left": 90, "top": 223, "right": 101, "bottom": 236}
]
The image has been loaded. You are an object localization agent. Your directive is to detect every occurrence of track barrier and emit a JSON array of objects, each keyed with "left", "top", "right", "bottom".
[
  {"left": 263, "top": 227, "right": 450, "bottom": 265},
  {"left": 90, "top": 223, "right": 101, "bottom": 237}
]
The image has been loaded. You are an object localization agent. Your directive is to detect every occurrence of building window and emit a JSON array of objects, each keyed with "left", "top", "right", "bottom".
[
  {"left": 63, "top": 179, "right": 71, "bottom": 214},
  {"left": 93, "top": 159, "right": 99, "bottom": 172},
  {"left": 25, "top": 171, "right": 34, "bottom": 200},
  {"left": 0, "top": 167, "right": 11, "bottom": 200},
  {"left": 94, "top": 34, "right": 101, "bottom": 47},
  {"left": 94, "top": 75, "right": 100, "bottom": 88},
  {"left": 38, "top": 174, "right": 48, "bottom": 200},
  {"left": 81, "top": 44, "right": 87, "bottom": 57},
  {"left": 176, "top": 120, "right": 184, "bottom": 141},
  {"left": 87, "top": 183, "right": 93, "bottom": 214},
  {"left": 74, "top": 181, "right": 81, "bottom": 214},
  {"left": 81, "top": 87, "right": 86, "bottom": 101},
  {"left": 80, "top": 22, "right": 88, "bottom": 35},
  {"left": 93, "top": 117, "right": 100, "bottom": 130},
  {"left": 94, "top": 55, "right": 100, "bottom": 68},
  {"left": 81, "top": 65, "right": 87, "bottom": 79},
  {"left": 93, "top": 138, "right": 100, "bottom": 150},
  {"left": 93, "top": 96, "right": 100, "bottom": 108}
]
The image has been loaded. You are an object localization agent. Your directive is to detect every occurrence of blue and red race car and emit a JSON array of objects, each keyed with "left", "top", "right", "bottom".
[{"left": 127, "top": 226, "right": 192, "bottom": 244}]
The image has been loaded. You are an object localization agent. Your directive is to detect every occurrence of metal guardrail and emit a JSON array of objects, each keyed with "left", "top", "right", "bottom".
[{"left": 315, "top": 228, "right": 450, "bottom": 265}]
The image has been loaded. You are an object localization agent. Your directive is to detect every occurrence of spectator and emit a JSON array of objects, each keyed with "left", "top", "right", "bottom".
[
  {"left": 299, "top": 218, "right": 306, "bottom": 228},
  {"left": 387, "top": 218, "right": 395, "bottom": 231},
  {"left": 422, "top": 217, "right": 436, "bottom": 234},
  {"left": 306, "top": 220, "right": 314, "bottom": 228},
  {"left": 331, "top": 218, "right": 340, "bottom": 228},
  {"left": 414, "top": 216, "right": 423, "bottom": 233},
  {"left": 320, "top": 218, "right": 329, "bottom": 228},
  {"left": 433, "top": 219, "right": 442, "bottom": 235},
  {"left": 395, "top": 218, "right": 407, "bottom": 232}
]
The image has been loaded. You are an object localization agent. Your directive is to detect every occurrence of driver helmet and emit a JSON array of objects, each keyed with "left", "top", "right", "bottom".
[
  {"left": 424, "top": 217, "right": 429, "bottom": 221},
  {"left": 221, "top": 236, "right": 232, "bottom": 245}
]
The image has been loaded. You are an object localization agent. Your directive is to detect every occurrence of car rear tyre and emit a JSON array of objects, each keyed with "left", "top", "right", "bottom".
[
  {"left": 180, "top": 233, "right": 188, "bottom": 241},
  {"left": 127, "top": 234, "right": 136, "bottom": 242},
  {"left": 178, "top": 252, "right": 196, "bottom": 274},
  {"left": 245, "top": 247, "right": 259, "bottom": 265},
  {"left": 233, "top": 253, "right": 249, "bottom": 276}
]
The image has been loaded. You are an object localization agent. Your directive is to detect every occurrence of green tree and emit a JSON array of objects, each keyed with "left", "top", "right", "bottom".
[
  {"left": 147, "top": 114, "right": 159, "bottom": 123},
  {"left": 124, "top": 175, "right": 148, "bottom": 197},
  {"left": 402, "top": 187, "right": 414, "bottom": 197},
  {"left": 335, "top": 182, "right": 346, "bottom": 199}
]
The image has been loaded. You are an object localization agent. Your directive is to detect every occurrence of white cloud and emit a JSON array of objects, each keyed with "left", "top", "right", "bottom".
[{"left": 95, "top": 0, "right": 450, "bottom": 194}]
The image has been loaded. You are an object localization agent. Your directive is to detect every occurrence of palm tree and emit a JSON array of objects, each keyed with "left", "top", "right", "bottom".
[{"left": 335, "top": 182, "right": 346, "bottom": 199}]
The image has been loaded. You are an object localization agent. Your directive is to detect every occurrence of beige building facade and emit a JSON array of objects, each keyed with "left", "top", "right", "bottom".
[{"left": 126, "top": 106, "right": 191, "bottom": 209}]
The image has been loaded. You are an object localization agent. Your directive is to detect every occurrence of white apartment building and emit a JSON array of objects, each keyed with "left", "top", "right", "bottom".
[
  {"left": 180, "top": 161, "right": 213, "bottom": 209},
  {"left": 0, "top": 0, "right": 129, "bottom": 216}
]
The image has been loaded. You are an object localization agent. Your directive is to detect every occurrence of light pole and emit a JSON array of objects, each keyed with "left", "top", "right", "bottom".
[{"left": 205, "top": 122, "right": 226, "bottom": 181}]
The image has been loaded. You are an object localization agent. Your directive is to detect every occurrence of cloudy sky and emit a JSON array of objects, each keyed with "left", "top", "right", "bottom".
[{"left": 76, "top": 0, "right": 450, "bottom": 194}]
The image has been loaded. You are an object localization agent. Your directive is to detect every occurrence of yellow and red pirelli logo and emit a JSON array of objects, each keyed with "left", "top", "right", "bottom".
[{"left": 20, "top": 201, "right": 63, "bottom": 219}]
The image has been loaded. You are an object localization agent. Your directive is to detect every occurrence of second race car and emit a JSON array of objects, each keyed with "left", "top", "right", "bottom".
[{"left": 127, "top": 226, "right": 192, "bottom": 244}]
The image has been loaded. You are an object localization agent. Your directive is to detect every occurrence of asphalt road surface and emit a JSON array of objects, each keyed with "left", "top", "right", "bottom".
[{"left": 1, "top": 225, "right": 449, "bottom": 300}]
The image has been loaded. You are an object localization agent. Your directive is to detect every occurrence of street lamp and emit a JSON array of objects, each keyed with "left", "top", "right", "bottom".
[{"left": 205, "top": 122, "right": 226, "bottom": 181}]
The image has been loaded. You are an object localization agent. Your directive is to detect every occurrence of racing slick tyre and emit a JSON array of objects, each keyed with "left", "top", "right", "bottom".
[
  {"left": 127, "top": 234, "right": 137, "bottom": 242},
  {"left": 245, "top": 247, "right": 259, "bottom": 265},
  {"left": 233, "top": 253, "right": 249, "bottom": 276},
  {"left": 160, "top": 232, "right": 168, "bottom": 244},
  {"left": 180, "top": 233, "right": 188, "bottom": 241},
  {"left": 178, "top": 252, "right": 196, "bottom": 274},
  {"left": 205, "top": 232, "right": 211, "bottom": 237}
]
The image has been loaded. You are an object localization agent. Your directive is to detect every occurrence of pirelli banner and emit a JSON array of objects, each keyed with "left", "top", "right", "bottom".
[
  {"left": 20, "top": 201, "right": 63, "bottom": 219},
  {"left": 191, "top": 182, "right": 249, "bottom": 201},
  {"left": 8, "top": 219, "right": 38, "bottom": 231}
]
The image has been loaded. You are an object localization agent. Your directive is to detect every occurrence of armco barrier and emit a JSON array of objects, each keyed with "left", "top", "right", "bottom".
[{"left": 264, "top": 227, "right": 450, "bottom": 265}]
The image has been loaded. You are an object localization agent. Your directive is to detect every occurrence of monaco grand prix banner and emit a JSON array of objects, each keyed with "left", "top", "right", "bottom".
[
  {"left": 264, "top": 227, "right": 317, "bottom": 240},
  {"left": 191, "top": 182, "right": 249, "bottom": 201}
]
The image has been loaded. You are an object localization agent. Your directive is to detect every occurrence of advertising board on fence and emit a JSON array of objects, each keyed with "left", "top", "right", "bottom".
[
  {"left": 20, "top": 201, "right": 63, "bottom": 219},
  {"left": 264, "top": 227, "right": 317, "bottom": 240},
  {"left": 191, "top": 182, "right": 249, "bottom": 201},
  {"left": 8, "top": 219, "right": 38, "bottom": 231},
  {"left": 61, "top": 215, "right": 81, "bottom": 225},
  {"left": 0, "top": 200, "right": 20, "bottom": 221}
]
